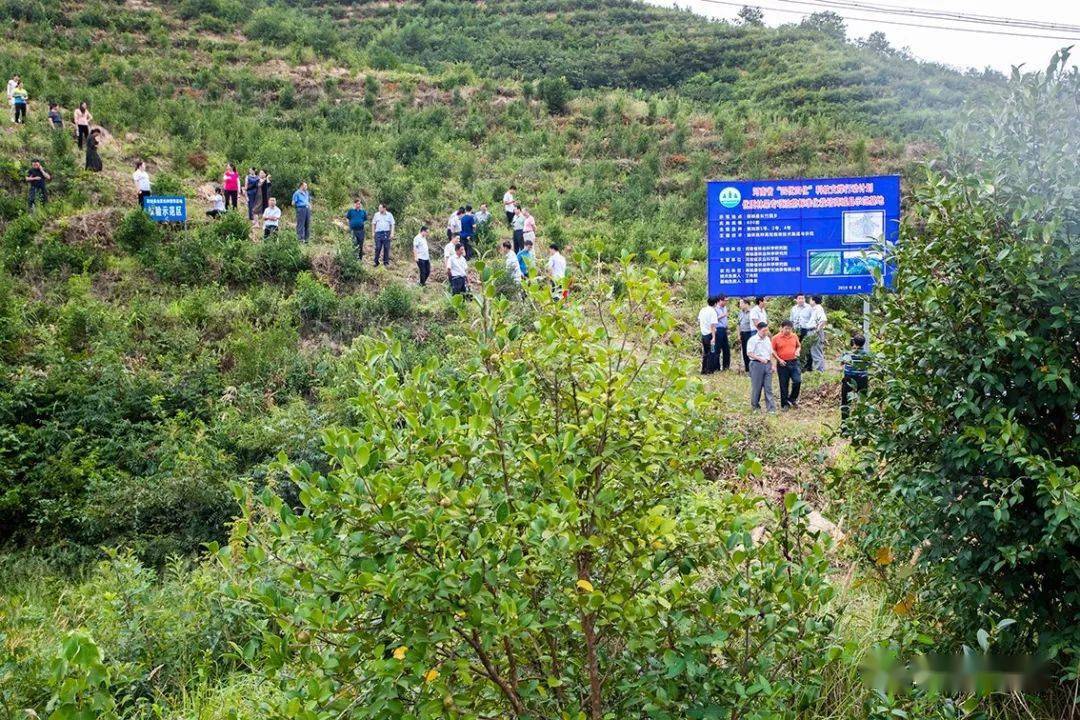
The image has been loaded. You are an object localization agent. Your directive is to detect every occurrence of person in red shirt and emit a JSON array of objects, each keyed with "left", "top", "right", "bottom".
[
  {"left": 222, "top": 162, "right": 240, "bottom": 211},
  {"left": 772, "top": 320, "right": 802, "bottom": 409}
]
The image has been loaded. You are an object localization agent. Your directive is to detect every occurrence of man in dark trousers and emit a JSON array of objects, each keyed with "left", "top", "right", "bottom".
[
  {"left": 840, "top": 334, "right": 871, "bottom": 430},
  {"left": 345, "top": 198, "right": 368, "bottom": 259},
  {"left": 697, "top": 295, "right": 720, "bottom": 375},
  {"left": 25, "top": 159, "right": 51, "bottom": 209},
  {"left": 459, "top": 204, "right": 476, "bottom": 259},
  {"left": 412, "top": 225, "right": 431, "bottom": 287},
  {"left": 772, "top": 320, "right": 802, "bottom": 410},
  {"left": 448, "top": 242, "right": 469, "bottom": 295}
]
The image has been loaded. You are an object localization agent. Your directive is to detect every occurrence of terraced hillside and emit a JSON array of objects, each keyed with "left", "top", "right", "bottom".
[{"left": 7, "top": 3, "right": 1074, "bottom": 720}]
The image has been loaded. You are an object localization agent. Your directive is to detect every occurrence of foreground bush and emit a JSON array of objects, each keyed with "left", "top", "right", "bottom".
[
  {"left": 226, "top": 269, "right": 839, "bottom": 719},
  {"left": 853, "top": 51, "right": 1079, "bottom": 665}
]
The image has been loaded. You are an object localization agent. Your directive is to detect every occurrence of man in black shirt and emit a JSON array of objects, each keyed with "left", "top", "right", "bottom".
[{"left": 25, "top": 160, "right": 51, "bottom": 210}]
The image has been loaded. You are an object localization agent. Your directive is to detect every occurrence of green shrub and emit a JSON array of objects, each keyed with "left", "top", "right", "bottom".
[
  {"left": 373, "top": 281, "right": 413, "bottom": 319},
  {"left": 149, "top": 172, "right": 184, "bottom": 196},
  {"left": 292, "top": 270, "right": 337, "bottom": 323},
  {"left": 536, "top": 75, "right": 571, "bottom": 114},
  {"left": 392, "top": 129, "right": 432, "bottom": 167},
  {"left": 0, "top": 271, "right": 24, "bottom": 362},
  {"left": 150, "top": 229, "right": 213, "bottom": 285},
  {"left": 113, "top": 208, "right": 162, "bottom": 254},
  {"left": 178, "top": 0, "right": 243, "bottom": 21},
  {"left": 254, "top": 233, "right": 309, "bottom": 281},
  {"left": 57, "top": 275, "right": 104, "bottom": 355},
  {"left": 333, "top": 238, "right": 369, "bottom": 284},
  {"left": 224, "top": 321, "right": 303, "bottom": 391},
  {"left": 228, "top": 268, "right": 839, "bottom": 719},
  {"left": 851, "top": 54, "right": 1080, "bottom": 665}
]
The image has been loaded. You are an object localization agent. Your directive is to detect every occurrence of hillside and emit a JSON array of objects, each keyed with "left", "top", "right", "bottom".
[
  {"left": 3, "top": 1, "right": 1075, "bottom": 719},
  {"left": 0, "top": 0, "right": 968, "bottom": 555}
]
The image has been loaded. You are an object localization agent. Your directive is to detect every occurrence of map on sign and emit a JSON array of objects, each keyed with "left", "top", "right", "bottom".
[
  {"left": 144, "top": 195, "right": 188, "bottom": 223},
  {"left": 706, "top": 175, "right": 901, "bottom": 297}
]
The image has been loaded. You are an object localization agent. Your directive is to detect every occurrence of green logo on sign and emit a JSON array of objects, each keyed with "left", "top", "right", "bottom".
[{"left": 718, "top": 186, "right": 742, "bottom": 209}]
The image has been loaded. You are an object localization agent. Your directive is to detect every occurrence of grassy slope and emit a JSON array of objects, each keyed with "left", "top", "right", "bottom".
[{"left": 0, "top": 0, "right": 943, "bottom": 551}]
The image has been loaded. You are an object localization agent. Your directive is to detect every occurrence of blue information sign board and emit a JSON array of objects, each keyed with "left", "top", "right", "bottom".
[
  {"left": 707, "top": 175, "right": 900, "bottom": 297},
  {"left": 144, "top": 195, "right": 187, "bottom": 223}
]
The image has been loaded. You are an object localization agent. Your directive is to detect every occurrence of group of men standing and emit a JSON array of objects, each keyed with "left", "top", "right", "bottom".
[
  {"left": 699, "top": 292, "right": 864, "bottom": 415},
  {"left": 404, "top": 187, "right": 568, "bottom": 296}
]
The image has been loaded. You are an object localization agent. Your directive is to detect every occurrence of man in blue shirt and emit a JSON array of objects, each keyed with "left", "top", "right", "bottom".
[
  {"left": 345, "top": 198, "right": 367, "bottom": 259},
  {"left": 292, "top": 182, "right": 311, "bottom": 243},
  {"left": 516, "top": 238, "right": 534, "bottom": 278},
  {"left": 459, "top": 204, "right": 476, "bottom": 259}
]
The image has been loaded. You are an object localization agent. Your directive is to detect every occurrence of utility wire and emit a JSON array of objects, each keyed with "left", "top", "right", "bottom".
[
  {"left": 689, "top": 0, "right": 1080, "bottom": 41},
  {"left": 764, "top": 0, "right": 1080, "bottom": 33}
]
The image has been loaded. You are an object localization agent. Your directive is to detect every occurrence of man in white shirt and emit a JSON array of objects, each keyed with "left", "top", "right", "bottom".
[
  {"left": 6, "top": 75, "right": 18, "bottom": 122},
  {"left": 475, "top": 204, "right": 491, "bottom": 226},
  {"left": 547, "top": 243, "right": 568, "bottom": 299},
  {"left": 748, "top": 296, "right": 768, "bottom": 330},
  {"left": 446, "top": 207, "right": 462, "bottom": 242},
  {"left": 371, "top": 204, "right": 395, "bottom": 267},
  {"left": 790, "top": 293, "right": 815, "bottom": 369},
  {"left": 697, "top": 296, "right": 720, "bottom": 375},
  {"left": 746, "top": 322, "right": 777, "bottom": 412},
  {"left": 790, "top": 293, "right": 815, "bottom": 338},
  {"left": 443, "top": 234, "right": 457, "bottom": 275},
  {"left": 448, "top": 243, "right": 469, "bottom": 295},
  {"left": 503, "top": 240, "right": 522, "bottom": 283},
  {"left": 808, "top": 295, "right": 828, "bottom": 372},
  {"left": 262, "top": 198, "right": 281, "bottom": 238},
  {"left": 503, "top": 186, "right": 516, "bottom": 226},
  {"left": 132, "top": 160, "right": 151, "bottom": 208},
  {"left": 413, "top": 225, "right": 431, "bottom": 287}
]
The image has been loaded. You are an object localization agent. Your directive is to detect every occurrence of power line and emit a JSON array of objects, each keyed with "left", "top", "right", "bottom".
[
  {"left": 827, "top": 0, "right": 1080, "bottom": 33},
  {"left": 689, "top": 0, "right": 1080, "bottom": 41},
  {"left": 764, "top": 0, "right": 1080, "bottom": 34}
]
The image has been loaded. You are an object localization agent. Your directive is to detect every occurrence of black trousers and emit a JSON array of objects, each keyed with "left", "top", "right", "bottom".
[
  {"left": 841, "top": 374, "right": 869, "bottom": 421},
  {"left": 512, "top": 229, "right": 524, "bottom": 253},
  {"left": 246, "top": 192, "right": 258, "bottom": 219},
  {"left": 77, "top": 124, "right": 89, "bottom": 149},
  {"left": 417, "top": 259, "right": 430, "bottom": 286},
  {"left": 351, "top": 228, "right": 365, "bottom": 258},
  {"left": 701, "top": 334, "right": 714, "bottom": 374},
  {"left": 374, "top": 231, "right": 391, "bottom": 265},
  {"left": 138, "top": 190, "right": 150, "bottom": 208},
  {"left": 13, "top": 104, "right": 25, "bottom": 123},
  {"left": 264, "top": 225, "right": 278, "bottom": 238},
  {"left": 715, "top": 331, "right": 731, "bottom": 371},
  {"left": 777, "top": 361, "right": 802, "bottom": 407},
  {"left": 740, "top": 330, "right": 754, "bottom": 372},
  {"left": 450, "top": 275, "right": 467, "bottom": 295},
  {"left": 28, "top": 185, "right": 47, "bottom": 209},
  {"left": 224, "top": 190, "right": 238, "bottom": 209},
  {"left": 505, "top": 210, "right": 514, "bottom": 226},
  {"left": 461, "top": 235, "right": 474, "bottom": 259}
]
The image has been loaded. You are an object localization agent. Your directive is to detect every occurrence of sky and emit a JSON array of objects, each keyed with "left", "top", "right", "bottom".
[{"left": 645, "top": 0, "right": 1080, "bottom": 73}]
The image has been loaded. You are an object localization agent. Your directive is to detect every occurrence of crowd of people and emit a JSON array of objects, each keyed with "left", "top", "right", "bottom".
[
  {"left": 698, "top": 292, "right": 870, "bottom": 421},
  {"left": 9, "top": 82, "right": 104, "bottom": 176},
  {"left": 13, "top": 81, "right": 866, "bottom": 420}
]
